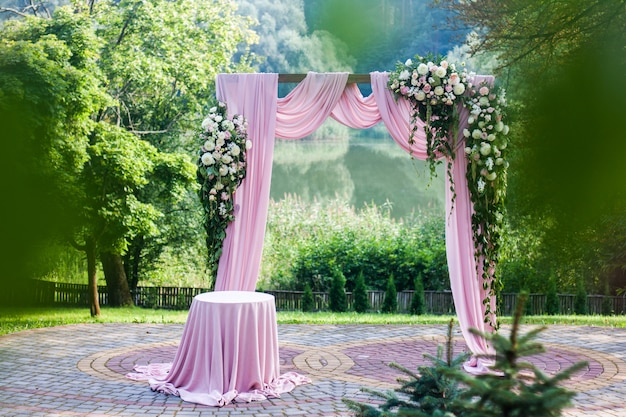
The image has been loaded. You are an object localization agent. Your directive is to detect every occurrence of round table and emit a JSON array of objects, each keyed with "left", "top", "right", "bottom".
[{"left": 150, "top": 291, "right": 281, "bottom": 406}]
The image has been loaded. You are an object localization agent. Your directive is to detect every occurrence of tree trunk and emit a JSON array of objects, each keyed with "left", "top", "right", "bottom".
[
  {"left": 86, "top": 237, "right": 101, "bottom": 317},
  {"left": 123, "top": 234, "right": 144, "bottom": 293},
  {"left": 101, "top": 251, "right": 134, "bottom": 307}
]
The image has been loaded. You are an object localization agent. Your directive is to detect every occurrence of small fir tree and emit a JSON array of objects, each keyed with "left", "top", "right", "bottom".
[
  {"left": 353, "top": 270, "right": 370, "bottom": 313},
  {"left": 574, "top": 279, "right": 588, "bottom": 315},
  {"left": 601, "top": 283, "right": 613, "bottom": 316},
  {"left": 382, "top": 273, "right": 398, "bottom": 313},
  {"left": 410, "top": 273, "right": 426, "bottom": 315},
  {"left": 544, "top": 276, "right": 559, "bottom": 315},
  {"left": 301, "top": 282, "right": 315, "bottom": 312},
  {"left": 343, "top": 319, "right": 468, "bottom": 416},
  {"left": 329, "top": 269, "right": 348, "bottom": 312},
  {"left": 448, "top": 293, "right": 587, "bottom": 417}
]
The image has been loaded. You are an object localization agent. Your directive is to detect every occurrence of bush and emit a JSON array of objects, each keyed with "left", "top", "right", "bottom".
[
  {"left": 381, "top": 274, "right": 397, "bottom": 313},
  {"left": 574, "top": 279, "right": 588, "bottom": 315},
  {"left": 353, "top": 270, "right": 370, "bottom": 313},
  {"left": 262, "top": 196, "right": 448, "bottom": 292},
  {"left": 409, "top": 273, "right": 426, "bottom": 315},
  {"left": 545, "top": 276, "right": 559, "bottom": 315},
  {"left": 328, "top": 269, "right": 348, "bottom": 312},
  {"left": 301, "top": 282, "right": 314, "bottom": 312}
]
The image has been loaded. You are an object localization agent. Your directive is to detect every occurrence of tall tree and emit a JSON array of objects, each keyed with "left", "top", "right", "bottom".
[
  {"left": 435, "top": 0, "right": 626, "bottom": 293},
  {"left": 0, "top": 10, "right": 105, "bottom": 308}
]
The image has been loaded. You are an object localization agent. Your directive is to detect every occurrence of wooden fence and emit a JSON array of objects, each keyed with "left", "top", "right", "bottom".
[{"left": 14, "top": 280, "right": 626, "bottom": 316}]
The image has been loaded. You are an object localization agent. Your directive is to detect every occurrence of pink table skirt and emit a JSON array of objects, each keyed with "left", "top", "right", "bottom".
[{"left": 127, "top": 291, "right": 310, "bottom": 406}]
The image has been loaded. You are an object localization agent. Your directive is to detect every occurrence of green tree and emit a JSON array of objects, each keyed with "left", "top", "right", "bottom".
[
  {"left": 574, "top": 279, "right": 588, "bottom": 315},
  {"left": 382, "top": 273, "right": 397, "bottom": 314},
  {"left": 0, "top": 10, "right": 106, "bottom": 311},
  {"left": 450, "top": 294, "right": 586, "bottom": 417},
  {"left": 352, "top": 270, "right": 369, "bottom": 313},
  {"left": 435, "top": 0, "right": 626, "bottom": 295},
  {"left": 410, "top": 273, "right": 426, "bottom": 315},
  {"left": 545, "top": 276, "right": 559, "bottom": 316},
  {"left": 301, "top": 282, "right": 314, "bottom": 312},
  {"left": 328, "top": 268, "right": 348, "bottom": 313}
]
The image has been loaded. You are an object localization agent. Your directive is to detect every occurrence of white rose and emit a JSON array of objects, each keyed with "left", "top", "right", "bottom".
[
  {"left": 464, "top": 146, "right": 472, "bottom": 154},
  {"left": 479, "top": 96, "right": 490, "bottom": 106},
  {"left": 204, "top": 140, "right": 215, "bottom": 151},
  {"left": 245, "top": 140, "right": 253, "bottom": 150},
  {"left": 214, "top": 115, "right": 223, "bottom": 123},
  {"left": 219, "top": 166, "right": 228, "bottom": 176},
  {"left": 486, "top": 172, "right": 497, "bottom": 181},
  {"left": 434, "top": 86, "right": 444, "bottom": 96},
  {"left": 230, "top": 144, "right": 241, "bottom": 156},
  {"left": 479, "top": 142, "right": 491, "bottom": 156},
  {"left": 453, "top": 83, "right": 465, "bottom": 95},
  {"left": 467, "top": 116, "right": 475, "bottom": 124},
  {"left": 215, "top": 182, "right": 224, "bottom": 190},
  {"left": 404, "top": 58, "right": 413, "bottom": 66},
  {"left": 495, "top": 158, "right": 504, "bottom": 166},
  {"left": 487, "top": 134, "right": 496, "bottom": 142},
  {"left": 495, "top": 121, "right": 504, "bottom": 132},
  {"left": 222, "top": 154, "right": 233, "bottom": 164},
  {"left": 209, "top": 106, "right": 217, "bottom": 113},
  {"left": 201, "top": 118, "right": 211, "bottom": 130},
  {"left": 417, "top": 63, "right": 428, "bottom": 75},
  {"left": 398, "top": 70, "right": 410, "bottom": 80},
  {"left": 415, "top": 91, "right": 426, "bottom": 101},
  {"left": 472, "top": 129, "right": 482, "bottom": 139},
  {"left": 201, "top": 152, "right": 215, "bottom": 166},
  {"left": 435, "top": 67, "right": 447, "bottom": 78},
  {"left": 463, "top": 129, "right": 471, "bottom": 138}
]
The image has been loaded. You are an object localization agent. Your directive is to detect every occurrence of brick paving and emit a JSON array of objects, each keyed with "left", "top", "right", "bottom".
[{"left": 1, "top": 323, "right": 626, "bottom": 416}]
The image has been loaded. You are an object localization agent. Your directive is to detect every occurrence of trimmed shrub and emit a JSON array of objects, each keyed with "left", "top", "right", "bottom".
[
  {"left": 574, "top": 280, "right": 588, "bottom": 315},
  {"left": 545, "top": 276, "right": 559, "bottom": 315},
  {"left": 353, "top": 270, "right": 369, "bottom": 313},
  {"left": 301, "top": 282, "right": 314, "bottom": 312},
  {"left": 381, "top": 273, "right": 397, "bottom": 313},
  {"left": 328, "top": 269, "right": 348, "bottom": 312},
  {"left": 409, "top": 273, "right": 426, "bottom": 315}
]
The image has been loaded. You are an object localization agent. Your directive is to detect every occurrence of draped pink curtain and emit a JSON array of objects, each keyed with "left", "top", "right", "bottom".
[{"left": 214, "top": 72, "right": 496, "bottom": 368}]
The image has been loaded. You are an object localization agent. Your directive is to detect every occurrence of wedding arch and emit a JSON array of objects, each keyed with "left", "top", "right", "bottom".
[{"left": 211, "top": 71, "right": 503, "bottom": 372}]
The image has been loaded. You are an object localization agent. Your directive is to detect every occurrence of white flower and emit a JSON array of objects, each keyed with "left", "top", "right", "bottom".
[
  {"left": 463, "top": 129, "right": 471, "bottom": 138},
  {"left": 245, "top": 140, "right": 252, "bottom": 150},
  {"left": 209, "top": 106, "right": 217, "bottom": 113},
  {"left": 405, "top": 58, "right": 413, "bottom": 66},
  {"left": 214, "top": 115, "right": 223, "bottom": 123},
  {"left": 434, "top": 86, "right": 444, "bottom": 96},
  {"left": 485, "top": 157, "right": 494, "bottom": 170},
  {"left": 218, "top": 166, "right": 228, "bottom": 176},
  {"left": 464, "top": 146, "right": 472, "bottom": 154},
  {"left": 453, "top": 83, "right": 465, "bottom": 95},
  {"left": 472, "top": 129, "right": 482, "bottom": 139},
  {"left": 487, "top": 134, "right": 496, "bottom": 142},
  {"left": 201, "top": 118, "right": 212, "bottom": 130},
  {"left": 221, "top": 154, "right": 233, "bottom": 164},
  {"left": 479, "top": 96, "right": 490, "bottom": 106},
  {"left": 495, "top": 121, "right": 504, "bottom": 132},
  {"left": 398, "top": 70, "right": 410, "bottom": 80},
  {"left": 468, "top": 116, "right": 475, "bottom": 124},
  {"left": 201, "top": 152, "right": 215, "bottom": 166},
  {"left": 417, "top": 63, "right": 428, "bottom": 75},
  {"left": 215, "top": 182, "right": 224, "bottom": 190},
  {"left": 204, "top": 140, "right": 215, "bottom": 151},
  {"left": 477, "top": 178, "right": 486, "bottom": 193},
  {"left": 230, "top": 144, "right": 241, "bottom": 156},
  {"left": 503, "top": 125, "right": 510, "bottom": 135},
  {"left": 486, "top": 172, "right": 497, "bottom": 181},
  {"left": 435, "top": 66, "right": 447, "bottom": 78},
  {"left": 495, "top": 158, "right": 504, "bottom": 166},
  {"left": 479, "top": 142, "right": 491, "bottom": 156},
  {"left": 415, "top": 91, "right": 426, "bottom": 101}
]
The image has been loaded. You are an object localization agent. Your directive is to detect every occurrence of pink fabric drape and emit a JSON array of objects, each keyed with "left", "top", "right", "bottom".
[{"left": 214, "top": 72, "right": 497, "bottom": 366}]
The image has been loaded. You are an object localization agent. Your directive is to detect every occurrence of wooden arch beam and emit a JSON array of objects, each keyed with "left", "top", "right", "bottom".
[{"left": 278, "top": 73, "right": 371, "bottom": 84}]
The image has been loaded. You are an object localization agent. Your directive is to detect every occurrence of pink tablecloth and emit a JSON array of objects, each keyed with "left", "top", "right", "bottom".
[{"left": 127, "top": 291, "right": 310, "bottom": 406}]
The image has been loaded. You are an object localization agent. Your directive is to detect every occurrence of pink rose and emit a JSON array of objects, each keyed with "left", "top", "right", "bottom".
[
  {"left": 479, "top": 86, "right": 490, "bottom": 96},
  {"left": 221, "top": 192, "right": 230, "bottom": 201},
  {"left": 422, "top": 84, "right": 432, "bottom": 93},
  {"left": 400, "top": 86, "right": 410, "bottom": 95}
]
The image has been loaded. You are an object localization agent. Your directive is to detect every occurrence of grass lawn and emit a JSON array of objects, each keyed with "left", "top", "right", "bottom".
[{"left": 1, "top": 306, "right": 625, "bottom": 336}]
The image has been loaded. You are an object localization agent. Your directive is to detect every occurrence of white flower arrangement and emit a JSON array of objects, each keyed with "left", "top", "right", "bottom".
[
  {"left": 389, "top": 55, "right": 510, "bottom": 328},
  {"left": 197, "top": 102, "right": 251, "bottom": 282}
]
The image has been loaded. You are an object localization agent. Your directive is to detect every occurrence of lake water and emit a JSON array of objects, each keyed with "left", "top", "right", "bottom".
[{"left": 269, "top": 125, "right": 446, "bottom": 220}]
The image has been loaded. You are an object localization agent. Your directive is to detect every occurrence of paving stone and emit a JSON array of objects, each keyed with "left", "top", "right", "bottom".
[{"left": 1, "top": 323, "right": 626, "bottom": 416}]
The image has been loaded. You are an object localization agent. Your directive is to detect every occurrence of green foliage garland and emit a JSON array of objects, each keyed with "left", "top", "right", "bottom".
[{"left": 197, "top": 103, "right": 250, "bottom": 284}]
